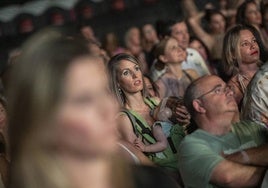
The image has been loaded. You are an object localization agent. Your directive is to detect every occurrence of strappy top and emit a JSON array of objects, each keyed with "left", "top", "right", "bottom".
[{"left": 159, "top": 70, "right": 193, "bottom": 98}]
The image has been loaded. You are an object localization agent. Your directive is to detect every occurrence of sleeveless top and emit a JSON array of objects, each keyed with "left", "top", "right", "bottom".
[
  {"left": 159, "top": 70, "right": 193, "bottom": 98},
  {"left": 118, "top": 143, "right": 140, "bottom": 164}
]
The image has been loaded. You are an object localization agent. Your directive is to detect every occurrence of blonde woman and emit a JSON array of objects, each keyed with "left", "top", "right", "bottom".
[
  {"left": 7, "top": 30, "right": 178, "bottom": 188},
  {"left": 222, "top": 24, "right": 267, "bottom": 107},
  {"left": 7, "top": 30, "right": 133, "bottom": 188}
]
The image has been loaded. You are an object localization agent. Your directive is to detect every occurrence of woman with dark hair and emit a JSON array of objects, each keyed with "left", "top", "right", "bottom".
[
  {"left": 222, "top": 24, "right": 266, "bottom": 107},
  {"left": 236, "top": 0, "right": 268, "bottom": 49}
]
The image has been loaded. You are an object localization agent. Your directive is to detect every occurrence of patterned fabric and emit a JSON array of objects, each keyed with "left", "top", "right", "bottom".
[
  {"left": 158, "top": 70, "right": 192, "bottom": 98},
  {"left": 228, "top": 73, "right": 251, "bottom": 105},
  {"left": 241, "top": 63, "right": 268, "bottom": 127}
]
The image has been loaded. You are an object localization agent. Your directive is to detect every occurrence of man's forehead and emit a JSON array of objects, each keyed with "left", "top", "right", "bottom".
[{"left": 197, "top": 76, "right": 224, "bottom": 90}]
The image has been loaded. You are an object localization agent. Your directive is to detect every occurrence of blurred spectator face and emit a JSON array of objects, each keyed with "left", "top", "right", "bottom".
[
  {"left": 189, "top": 39, "right": 208, "bottom": 61},
  {"left": 105, "top": 33, "right": 118, "bottom": 50},
  {"left": 0, "top": 103, "right": 6, "bottom": 130},
  {"left": 170, "top": 22, "right": 189, "bottom": 50},
  {"left": 219, "top": 0, "right": 227, "bottom": 9},
  {"left": 245, "top": 2, "right": 262, "bottom": 26},
  {"left": 239, "top": 29, "right": 260, "bottom": 64},
  {"left": 144, "top": 76, "right": 157, "bottom": 97},
  {"left": 129, "top": 27, "right": 141, "bottom": 46},
  {"left": 142, "top": 24, "right": 158, "bottom": 43},
  {"left": 56, "top": 58, "right": 118, "bottom": 155},
  {"left": 209, "top": 13, "right": 226, "bottom": 34},
  {"left": 81, "top": 26, "right": 96, "bottom": 41},
  {"left": 163, "top": 37, "right": 187, "bottom": 64}
]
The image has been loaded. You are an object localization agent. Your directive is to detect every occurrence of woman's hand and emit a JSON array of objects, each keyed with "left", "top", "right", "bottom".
[{"left": 134, "top": 136, "right": 146, "bottom": 152}]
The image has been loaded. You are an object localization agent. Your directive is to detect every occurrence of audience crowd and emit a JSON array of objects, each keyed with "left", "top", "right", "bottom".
[{"left": 1, "top": 0, "right": 268, "bottom": 187}]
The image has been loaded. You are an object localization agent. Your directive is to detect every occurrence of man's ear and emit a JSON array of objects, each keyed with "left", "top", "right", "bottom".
[{"left": 192, "top": 99, "right": 206, "bottom": 114}]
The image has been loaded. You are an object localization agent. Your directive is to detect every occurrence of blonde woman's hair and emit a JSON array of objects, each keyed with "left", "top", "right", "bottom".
[{"left": 7, "top": 29, "right": 132, "bottom": 188}]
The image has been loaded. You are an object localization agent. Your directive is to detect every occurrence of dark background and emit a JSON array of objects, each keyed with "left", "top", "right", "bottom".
[{"left": 0, "top": 0, "right": 218, "bottom": 73}]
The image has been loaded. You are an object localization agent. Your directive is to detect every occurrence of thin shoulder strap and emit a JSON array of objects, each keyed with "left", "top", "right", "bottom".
[
  {"left": 121, "top": 109, "right": 156, "bottom": 144},
  {"left": 183, "top": 69, "right": 193, "bottom": 82},
  {"left": 144, "top": 97, "right": 158, "bottom": 108}
]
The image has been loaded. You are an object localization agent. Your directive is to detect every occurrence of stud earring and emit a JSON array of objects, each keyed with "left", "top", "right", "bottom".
[{"left": 118, "top": 87, "right": 122, "bottom": 94}]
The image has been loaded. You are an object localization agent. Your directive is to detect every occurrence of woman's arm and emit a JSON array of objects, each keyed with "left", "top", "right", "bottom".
[
  {"left": 117, "top": 113, "right": 138, "bottom": 144},
  {"left": 181, "top": 0, "right": 199, "bottom": 18},
  {"left": 188, "top": 12, "right": 214, "bottom": 51}
]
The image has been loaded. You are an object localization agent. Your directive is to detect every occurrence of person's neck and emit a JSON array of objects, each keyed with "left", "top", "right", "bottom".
[
  {"left": 239, "top": 62, "right": 259, "bottom": 79},
  {"left": 167, "top": 63, "right": 183, "bottom": 79},
  {"left": 197, "top": 113, "right": 234, "bottom": 136},
  {"left": 60, "top": 154, "right": 111, "bottom": 188},
  {"left": 124, "top": 92, "right": 147, "bottom": 110}
]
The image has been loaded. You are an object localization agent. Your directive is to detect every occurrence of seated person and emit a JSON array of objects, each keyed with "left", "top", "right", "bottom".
[
  {"left": 152, "top": 18, "right": 210, "bottom": 81},
  {"left": 241, "top": 62, "right": 268, "bottom": 127},
  {"left": 179, "top": 75, "right": 268, "bottom": 187}
]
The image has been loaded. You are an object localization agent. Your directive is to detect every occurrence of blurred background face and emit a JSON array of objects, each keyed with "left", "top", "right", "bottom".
[
  {"left": 128, "top": 27, "right": 141, "bottom": 46},
  {"left": 209, "top": 13, "right": 226, "bottom": 34},
  {"left": 245, "top": 2, "right": 262, "bottom": 26},
  {"left": 189, "top": 39, "right": 208, "bottom": 61},
  {"left": 81, "top": 26, "right": 96, "bottom": 41},
  {"left": 164, "top": 38, "right": 187, "bottom": 64},
  {"left": 0, "top": 103, "right": 7, "bottom": 130},
  {"left": 142, "top": 24, "right": 158, "bottom": 43},
  {"left": 144, "top": 76, "right": 157, "bottom": 97},
  {"left": 170, "top": 22, "right": 189, "bottom": 50},
  {"left": 56, "top": 57, "right": 118, "bottom": 156}
]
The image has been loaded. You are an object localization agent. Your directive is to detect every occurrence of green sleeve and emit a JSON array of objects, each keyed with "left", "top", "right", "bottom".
[
  {"left": 178, "top": 136, "right": 223, "bottom": 188},
  {"left": 232, "top": 121, "right": 268, "bottom": 146}
]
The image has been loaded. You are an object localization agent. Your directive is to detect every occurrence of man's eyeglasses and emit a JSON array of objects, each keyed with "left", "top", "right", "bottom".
[{"left": 196, "top": 84, "right": 234, "bottom": 99}]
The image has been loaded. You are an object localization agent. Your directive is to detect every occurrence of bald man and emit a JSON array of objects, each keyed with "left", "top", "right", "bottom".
[{"left": 178, "top": 75, "right": 268, "bottom": 188}]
